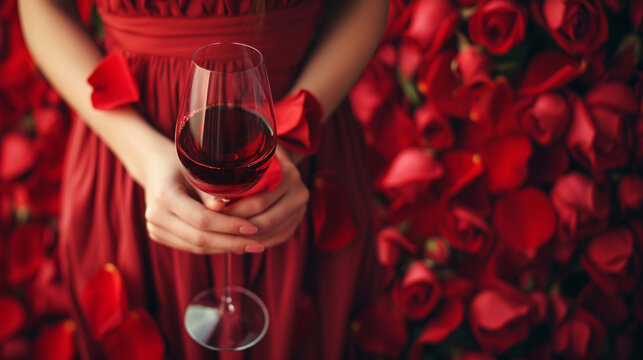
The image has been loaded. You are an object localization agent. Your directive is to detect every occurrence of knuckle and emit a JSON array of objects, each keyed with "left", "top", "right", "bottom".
[
  {"left": 188, "top": 233, "right": 207, "bottom": 247},
  {"left": 192, "top": 213, "right": 209, "bottom": 230}
]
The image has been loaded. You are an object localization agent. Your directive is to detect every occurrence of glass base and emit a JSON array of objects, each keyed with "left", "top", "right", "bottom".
[{"left": 184, "top": 286, "right": 269, "bottom": 351}]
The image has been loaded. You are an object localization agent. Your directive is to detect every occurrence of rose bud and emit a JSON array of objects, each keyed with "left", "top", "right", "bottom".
[
  {"left": 566, "top": 82, "right": 638, "bottom": 173},
  {"left": 468, "top": 0, "right": 527, "bottom": 55},
  {"left": 532, "top": 0, "right": 608, "bottom": 55},
  {"left": 581, "top": 228, "right": 641, "bottom": 295},
  {"left": 392, "top": 262, "right": 442, "bottom": 320},
  {"left": 424, "top": 236, "right": 451, "bottom": 264},
  {"left": 469, "top": 282, "right": 532, "bottom": 353},
  {"left": 519, "top": 92, "right": 570, "bottom": 145},
  {"left": 550, "top": 172, "right": 609, "bottom": 262},
  {"left": 440, "top": 205, "right": 494, "bottom": 257}
]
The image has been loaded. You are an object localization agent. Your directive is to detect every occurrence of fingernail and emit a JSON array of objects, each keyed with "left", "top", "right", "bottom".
[
  {"left": 245, "top": 244, "right": 265, "bottom": 253},
  {"left": 239, "top": 225, "right": 258, "bottom": 234}
]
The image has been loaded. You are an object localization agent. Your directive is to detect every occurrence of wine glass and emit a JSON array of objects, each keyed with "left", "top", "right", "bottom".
[{"left": 175, "top": 43, "right": 275, "bottom": 351}]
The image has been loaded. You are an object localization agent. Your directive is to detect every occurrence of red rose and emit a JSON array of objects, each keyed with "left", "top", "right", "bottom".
[
  {"left": 566, "top": 82, "right": 638, "bottom": 172},
  {"left": 518, "top": 92, "right": 570, "bottom": 145},
  {"left": 618, "top": 175, "right": 643, "bottom": 211},
  {"left": 519, "top": 51, "right": 585, "bottom": 96},
  {"left": 0, "top": 131, "right": 38, "bottom": 181},
  {"left": 369, "top": 105, "right": 419, "bottom": 159},
  {"left": 456, "top": 45, "right": 493, "bottom": 89},
  {"left": 35, "top": 320, "right": 77, "bottom": 360},
  {"left": 553, "top": 309, "right": 606, "bottom": 360},
  {"left": 550, "top": 172, "right": 609, "bottom": 262},
  {"left": 5, "top": 223, "right": 50, "bottom": 285},
  {"left": 408, "top": 298, "right": 465, "bottom": 360},
  {"left": 414, "top": 102, "right": 454, "bottom": 151},
  {"left": 532, "top": 0, "right": 608, "bottom": 55},
  {"left": 351, "top": 297, "right": 408, "bottom": 358},
  {"left": 468, "top": 0, "right": 527, "bottom": 55},
  {"left": 392, "top": 262, "right": 442, "bottom": 320},
  {"left": 0, "top": 296, "right": 25, "bottom": 343},
  {"left": 424, "top": 236, "right": 451, "bottom": 264},
  {"left": 581, "top": 228, "right": 641, "bottom": 295},
  {"left": 469, "top": 282, "right": 532, "bottom": 353},
  {"left": 481, "top": 135, "right": 532, "bottom": 193},
  {"left": 376, "top": 227, "right": 418, "bottom": 282},
  {"left": 440, "top": 205, "right": 494, "bottom": 256},
  {"left": 577, "top": 284, "right": 628, "bottom": 325},
  {"left": 348, "top": 58, "right": 395, "bottom": 125},
  {"left": 601, "top": 0, "right": 624, "bottom": 12},
  {"left": 403, "top": 0, "right": 459, "bottom": 72},
  {"left": 417, "top": 51, "right": 470, "bottom": 119},
  {"left": 380, "top": 148, "right": 444, "bottom": 202}
]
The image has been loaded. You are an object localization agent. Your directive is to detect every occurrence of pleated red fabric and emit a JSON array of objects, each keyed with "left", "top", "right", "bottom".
[{"left": 59, "top": 0, "right": 380, "bottom": 359}]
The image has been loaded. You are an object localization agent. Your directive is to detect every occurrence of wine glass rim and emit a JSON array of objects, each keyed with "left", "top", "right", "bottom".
[{"left": 191, "top": 42, "right": 264, "bottom": 74}]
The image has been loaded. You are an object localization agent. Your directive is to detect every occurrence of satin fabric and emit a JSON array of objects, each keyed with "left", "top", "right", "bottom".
[{"left": 59, "top": 1, "right": 379, "bottom": 359}]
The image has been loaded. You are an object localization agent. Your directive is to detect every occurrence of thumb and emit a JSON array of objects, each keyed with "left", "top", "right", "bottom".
[{"left": 196, "top": 190, "right": 228, "bottom": 211}]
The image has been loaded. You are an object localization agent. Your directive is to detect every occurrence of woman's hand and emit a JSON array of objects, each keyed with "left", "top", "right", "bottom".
[
  {"left": 142, "top": 141, "right": 266, "bottom": 255},
  {"left": 223, "top": 146, "right": 310, "bottom": 248}
]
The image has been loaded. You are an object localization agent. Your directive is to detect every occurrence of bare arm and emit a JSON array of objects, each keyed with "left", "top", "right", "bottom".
[
  {"left": 18, "top": 0, "right": 266, "bottom": 253},
  {"left": 290, "top": 0, "right": 389, "bottom": 122}
]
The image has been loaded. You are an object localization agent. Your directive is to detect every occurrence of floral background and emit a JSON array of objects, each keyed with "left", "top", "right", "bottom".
[{"left": 1, "top": 0, "right": 643, "bottom": 359}]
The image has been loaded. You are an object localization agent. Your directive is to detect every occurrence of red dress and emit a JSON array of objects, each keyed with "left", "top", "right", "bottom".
[{"left": 59, "top": 1, "right": 379, "bottom": 359}]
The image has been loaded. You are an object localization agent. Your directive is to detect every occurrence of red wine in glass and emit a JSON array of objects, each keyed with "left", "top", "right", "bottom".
[
  {"left": 177, "top": 105, "right": 276, "bottom": 195},
  {"left": 177, "top": 42, "right": 275, "bottom": 351}
]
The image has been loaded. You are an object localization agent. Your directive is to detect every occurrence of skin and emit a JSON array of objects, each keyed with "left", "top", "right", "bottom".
[{"left": 18, "top": 0, "right": 388, "bottom": 255}]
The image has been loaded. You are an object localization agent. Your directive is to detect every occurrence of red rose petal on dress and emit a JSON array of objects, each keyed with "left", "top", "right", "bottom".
[
  {"left": 493, "top": 187, "right": 556, "bottom": 252},
  {"left": 6, "top": 224, "right": 48, "bottom": 285},
  {"left": 275, "top": 89, "right": 323, "bottom": 155},
  {"left": 100, "top": 309, "right": 164, "bottom": 360},
  {"left": 87, "top": 52, "right": 140, "bottom": 110},
  {"left": 232, "top": 157, "right": 282, "bottom": 198},
  {"left": 381, "top": 148, "right": 444, "bottom": 201},
  {"left": 35, "top": 320, "right": 77, "bottom": 360},
  {"left": 0, "top": 296, "right": 26, "bottom": 343},
  {"left": 437, "top": 150, "right": 485, "bottom": 199},
  {"left": 0, "top": 132, "right": 37, "bottom": 180},
  {"left": 482, "top": 135, "right": 532, "bottom": 193},
  {"left": 519, "top": 51, "right": 585, "bottom": 96},
  {"left": 311, "top": 171, "right": 356, "bottom": 251},
  {"left": 351, "top": 297, "right": 408, "bottom": 358},
  {"left": 81, "top": 263, "right": 128, "bottom": 339}
]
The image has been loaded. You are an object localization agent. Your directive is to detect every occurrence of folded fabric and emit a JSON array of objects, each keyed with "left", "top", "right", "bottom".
[
  {"left": 274, "top": 89, "right": 323, "bottom": 155},
  {"left": 87, "top": 52, "right": 140, "bottom": 110},
  {"left": 232, "top": 156, "right": 283, "bottom": 198}
]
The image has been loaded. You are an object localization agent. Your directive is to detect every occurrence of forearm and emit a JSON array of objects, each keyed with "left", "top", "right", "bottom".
[
  {"left": 289, "top": 0, "right": 388, "bottom": 122},
  {"left": 18, "top": 0, "right": 172, "bottom": 187}
]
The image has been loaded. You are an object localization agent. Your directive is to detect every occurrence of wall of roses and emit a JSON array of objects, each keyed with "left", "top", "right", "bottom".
[{"left": 1, "top": 0, "right": 642, "bottom": 359}]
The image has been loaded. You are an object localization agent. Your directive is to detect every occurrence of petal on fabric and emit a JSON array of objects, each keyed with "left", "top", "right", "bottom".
[
  {"left": 87, "top": 52, "right": 140, "bottom": 110},
  {"left": 493, "top": 187, "right": 556, "bottom": 252},
  {"left": 482, "top": 135, "right": 532, "bottom": 194},
  {"left": 437, "top": 150, "right": 485, "bottom": 199},
  {"left": 0, "top": 132, "right": 38, "bottom": 181},
  {"left": 519, "top": 51, "right": 585, "bottom": 96},
  {"left": 100, "top": 309, "right": 165, "bottom": 360},
  {"left": 81, "top": 263, "right": 128, "bottom": 339},
  {"left": 311, "top": 170, "right": 357, "bottom": 251},
  {"left": 275, "top": 89, "right": 323, "bottom": 155},
  {"left": 35, "top": 320, "right": 77, "bottom": 360},
  {"left": 232, "top": 156, "right": 282, "bottom": 198},
  {"left": 351, "top": 297, "right": 408, "bottom": 358},
  {"left": 0, "top": 296, "right": 26, "bottom": 343}
]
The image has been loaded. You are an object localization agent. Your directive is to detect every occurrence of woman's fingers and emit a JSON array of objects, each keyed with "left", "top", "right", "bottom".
[
  {"left": 224, "top": 182, "right": 288, "bottom": 219},
  {"left": 248, "top": 183, "right": 309, "bottom": 233},
  {"left": 145, "top": 208, "right": 264, "bottom": 254},
  {"left": 156, "top": 185, "right": 258, "bottom": 235}
]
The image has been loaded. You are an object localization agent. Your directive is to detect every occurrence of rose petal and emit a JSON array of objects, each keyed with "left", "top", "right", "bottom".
[
  {"left": 577, "top": 284, "right": 628, "bottom": 325},
  {"left": 0, "top": 132, "right": 37, "bottom": 180},
  {"left": 349, "top": 59, "right": 395, "bottom": 124},
  {"left": 232, "top": 156, "right": 282, "bottom": 198},
  {"left": 376, "top": 227, "right": 418, "bottom": 268},
  {"left": 414, "top": 102, "right": 454, "bottom": 151},
  {"left": 0, "top": 296, "right": 26, "bottom": 343},
  {"left": 311, "top": 171, "right": 356, "bottom": 251},
  {"left": 483, "top": 135, "right": 532, "bottom": 193},
  {"left": 81, "top": 263, "right": 128, "bottom": 339},
  {"left": 35, "top": 320, "right": 77, "bottom": 360},
  {"left": 100, "top": 310, "right": 164, "bottom": 360},
  {"left": 275, "top": 89, "right": 323, "bottom": 155},
  {"left": 381, "top": 148, "right": 444, "bottom": 201},
  {"left": 437, "top": 150, "right": 485, "bottom": 199},
  {"left": 87, "top": 52, "right": 140, "bottom": 110},
  {"left": 411, "top": 298, "right": 464, "bottom": 348},
  {"left": 585, "top": 81, "right": 639, "bottom": 114},
  {"left": 470, "top": 288, "right": 530, "bottom": 331},
  {"left": 6, "top": 224, "right": 48, "bottom": 285},
  {"left": 619, "top": 175, "right": 643, "bottom": 211},
  {"left": 493, "top": 187, "right": 556, "bottom": 252},
  {"left": 520, "top": 51, "right": 585, "bottom": 96},
  {"left": 585, "top": 228, "right": 633, "bottom": 273}
]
